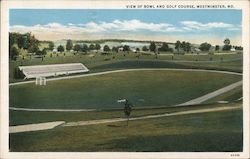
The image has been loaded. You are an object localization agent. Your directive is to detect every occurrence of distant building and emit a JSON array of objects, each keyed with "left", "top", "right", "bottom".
[
  {"left": 52, "top": 48, "right": 58, "bottom": 53},
  {"left": 230, "top": 48, "right": 236, "bottom": 51},
  {"left": 130, "top": 47, "right": 137, "bottom": 53},
  {"left": 194, "top": 48, "right": 201, "bottom": 52},
  {"left": 118, "top": 47, "right": 123, "bottom": 52}
]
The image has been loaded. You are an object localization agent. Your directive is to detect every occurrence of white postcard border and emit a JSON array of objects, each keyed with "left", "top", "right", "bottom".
[{"left": 1, "top": 1, "right": 249, "bottom": 159}]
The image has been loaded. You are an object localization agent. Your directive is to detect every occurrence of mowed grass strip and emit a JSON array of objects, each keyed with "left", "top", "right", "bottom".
[
  {"left": 9, "top": 53, "right": 242, "bottom": 83},
  {"left": 9, "top": 106, "right": 242, "bottom": 152},
  {"left": 10, "top": 70, "right": 241, "bottom": 109},
  {"left": 204, "top": 86, "right": 242, "bottom": 104},
  {"left": 9, "top": 102, "right": 240, "bottom": 126}
]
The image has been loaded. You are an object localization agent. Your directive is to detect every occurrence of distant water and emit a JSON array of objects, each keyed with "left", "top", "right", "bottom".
[
  {"left": 54, "top": 40, "right": 150, "bottom": 48},
  {"left": 121, "top": 42, "right": 150, "bottom": 47}
]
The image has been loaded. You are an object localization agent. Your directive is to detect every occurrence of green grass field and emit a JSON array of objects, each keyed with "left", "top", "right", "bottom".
[
  {"left": 9, "top": 103, "right": 242, "bottom": 152},
  {"left": 204, "top": 86, "right": 242, "bottom": 104},
  {"left": 9, "top": 102, "right": 240, "bottom": 126},
  {"left": 9, "top": 50, "right": 243, "bottom": 152},
  {"left": 10, "top": 70, "right": 241, "bottom": 109},
  {"left": 9, "top": 52, "right": 242, "bottom": 83}
]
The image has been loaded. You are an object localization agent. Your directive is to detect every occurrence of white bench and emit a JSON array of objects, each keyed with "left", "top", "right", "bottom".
[{"left": 19, "top": 63, "right": 89, "bottom": 79}]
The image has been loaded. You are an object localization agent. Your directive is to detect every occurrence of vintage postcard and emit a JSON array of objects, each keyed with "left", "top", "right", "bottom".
[{"left": 0, "top": 0, "right": 249, "bottom": 158}]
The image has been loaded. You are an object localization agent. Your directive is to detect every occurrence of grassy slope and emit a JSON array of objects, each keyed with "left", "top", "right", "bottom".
[
  {"left": 9, "top": 102, "right": 239, "bottom": 126},
  {"left": 9, "top": 105, "right": 242, "bottom": 152},
  {"left": 9, "top": 70, "right": 241, "bottom": 109},
  {"left": 9, "top": 53, "right": 242, "bottom": 83},
  {"left": 204, "top": 86, "right": 242, "bottom": 103}
]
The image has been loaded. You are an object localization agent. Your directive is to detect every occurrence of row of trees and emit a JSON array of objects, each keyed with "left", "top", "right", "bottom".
[
  {"left": 65, "top": 40, "right": 102, "bottom": 52},
  {"left": 175, "top": 41, "right": 191, "bottom": 53},
  {"left": 186, "top": 38, "right": 242, "bottom": 52},
  {"left": 199, "top": 39, "right": 242, "bottom": 52},
  {"left": 9, "top": 32, "right": 55, "bottom": 60},
  {"left": 62, "top": 41, "right": 131, "bottom": 53},
  {"left": 58, "top": 38, "right": 243, "bottom": 55},
  {"left": 9, "top": 32, "right": 41, "bottom": 60},
  {"left": 9, "top": 32, "right": 39, "bottom": 52},
  {"left": 72, "top": 43, "right": 101, "bottom": 53},
  {"left": 9, "top": 33, "right": 243, "bottom": 61},
  {"left": 147, "top": 42, "right": 174, "bottom": 53},
  {"left": 64, "top": 41, "right": 175, "bottom": 54}
]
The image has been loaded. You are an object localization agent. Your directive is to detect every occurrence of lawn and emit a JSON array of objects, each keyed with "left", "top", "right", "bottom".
[
  {"left": 9, "top": 104, "right": 243, "bottom": 152},
  {"left": 9, "top": 52, "right": 242, "bottom": 83},
  {"left": 9, "top": 102, "right": 240, "bottom": 126},
  {"left": 9, "top": 70, "right": 241, "bottom": 109},
  {"left": 204, "top": 86, "right": 242, "bottom": 104}
]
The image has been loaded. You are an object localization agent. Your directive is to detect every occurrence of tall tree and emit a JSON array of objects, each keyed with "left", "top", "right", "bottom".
[
  {"left": 89, "top": 43, "right": 96, "bottom": 50},
  {"left": 180, "top": 41, "right": 186, "bottom": 50},
  {"left": 9, "top": 32, "right": 18, "bottom": 47},
  {"left": 224, "top": 38, "right": 230, "bottom": 45},
  {"left": 142, "top": 46, "right": 149, "bottom": 51},
  {"left": 159, "top": 42, "right": 169, "bottom": 52},
  {"left": 9, "top": 32, "right": 40, "bottom": 56},
  {"left": 123, "top": 45, "right": 130, "bottom": 52},
  {"left": 73, "top": 44, "right": 81, "bottom": 53},
  {"left": 223, "top": 38, "right": 232, "bottom": 51},
  {"left": 223, "top": 45, "right": 232, "bottom": 51},
  {"left": 9, "top": 46, "right": 19, "bottom": 60},
  {"left": 149, "top": 42, "right": 156, "bottom": 52},
  {"left": 103, "top": 45, "right": 110, "bottom": 52},
  {"left": 95, "top": 43, "right": 101, "bottom": 50},
  {"left": 57, "top": 45, "right": 64, "bottom": 53},
  {"left": 48, "top": 42, "right": 54, "bottom": 51},
  {"left": 184, "top": 42, "right": 191, "bottom": 52},
  {"left": 16, "top": 33, "right": 26, "bottom": 49},
  {"left": 35, "top": 48, "right": 47, "bottom": 56},
  {"left": 175, "top": 40, "right": 181, "bottom": 53},
  {"left": 28, "top": 35, "right": 39, "bottom": 53},
  {"left": 199, "top": 42, "right": 211, "bottom": 51},
  {"left": 215, "top": 45, "right": 220, "bottom": 51},
  {"left": 66, "top": 39, "right": 73, "bottom": 51},
  {"left": 28, "top": 43, "right": 39, "bottom": 54},
  {"left": 81, "top": 44, "right": 88, "bottom": 52},
  {"left": 112, "top": 46, "right": 118, "bottom": 53}
]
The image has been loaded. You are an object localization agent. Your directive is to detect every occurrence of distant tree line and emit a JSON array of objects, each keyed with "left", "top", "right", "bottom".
[
  {"left": 9, "top": 33, "right": 243, "bottom": 61},
  {"left": 70, "top": 42, "right": 101, "bottom": 53}
]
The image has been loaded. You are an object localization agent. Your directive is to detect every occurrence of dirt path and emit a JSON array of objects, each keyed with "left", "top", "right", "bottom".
[
  {"left": 9, "top": 121, "right": 65, "bottom": 133},
  {"left": 9, "top": 68, "right": 242, "bottom": 86},
  {"left": 9, "top": 105, "right": 240, "bottom": 133},
  {"left": 62, "top": 106, "right": 241, "bottom": 127},
  {"left": 9, "top": 107, "right": 96, "bottom": 112},
  {"left": 177, "top": 80, "right": 242, "bottom": 106}
]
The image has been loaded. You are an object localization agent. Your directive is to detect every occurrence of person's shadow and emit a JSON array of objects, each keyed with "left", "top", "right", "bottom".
[{"left": 107, "top": 124, "right": 127, "bottom": 128}]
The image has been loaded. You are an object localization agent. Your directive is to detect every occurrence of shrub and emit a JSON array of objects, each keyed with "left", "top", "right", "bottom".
[{"left": 14, "top": 67, "right": 25, "bottom": 79}]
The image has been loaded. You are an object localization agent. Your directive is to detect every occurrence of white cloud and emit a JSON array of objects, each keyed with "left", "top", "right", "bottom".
[
  {"left": 108, "top": 19, "right": 178, "bottom": 32},
  {"left": 181, "top": 21, "right": 240, "bottom": 31},
  {"left": 9, "top": 19, "right": 241, "bottom": 44},
  {"left": 68, "top": 23, "right": 75, "bottom": 26},
  {"left": 10, "top": 20, "right": 240, "bottom": 35},
  {"left": 44, "top": 22, "right": 64, "bottom": 28},
  {"left": 10, "top": 19, "right": 183, "bottom": 35},
  {"left": 74, "top": 19, "right": 181, "bottom": 33}
]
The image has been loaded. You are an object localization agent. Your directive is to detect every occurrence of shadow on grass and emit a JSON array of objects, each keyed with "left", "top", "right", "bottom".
[
  {"left": 107, "top": 124, "right": 127, "bottom": 128},
  {"left": 106, "top": 132, "right": 243, "bottom": 152}
]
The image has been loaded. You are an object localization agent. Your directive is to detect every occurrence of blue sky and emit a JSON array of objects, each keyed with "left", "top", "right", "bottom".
[{"left": 10, "top": 9, "right": 242, "bottom": 45}]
